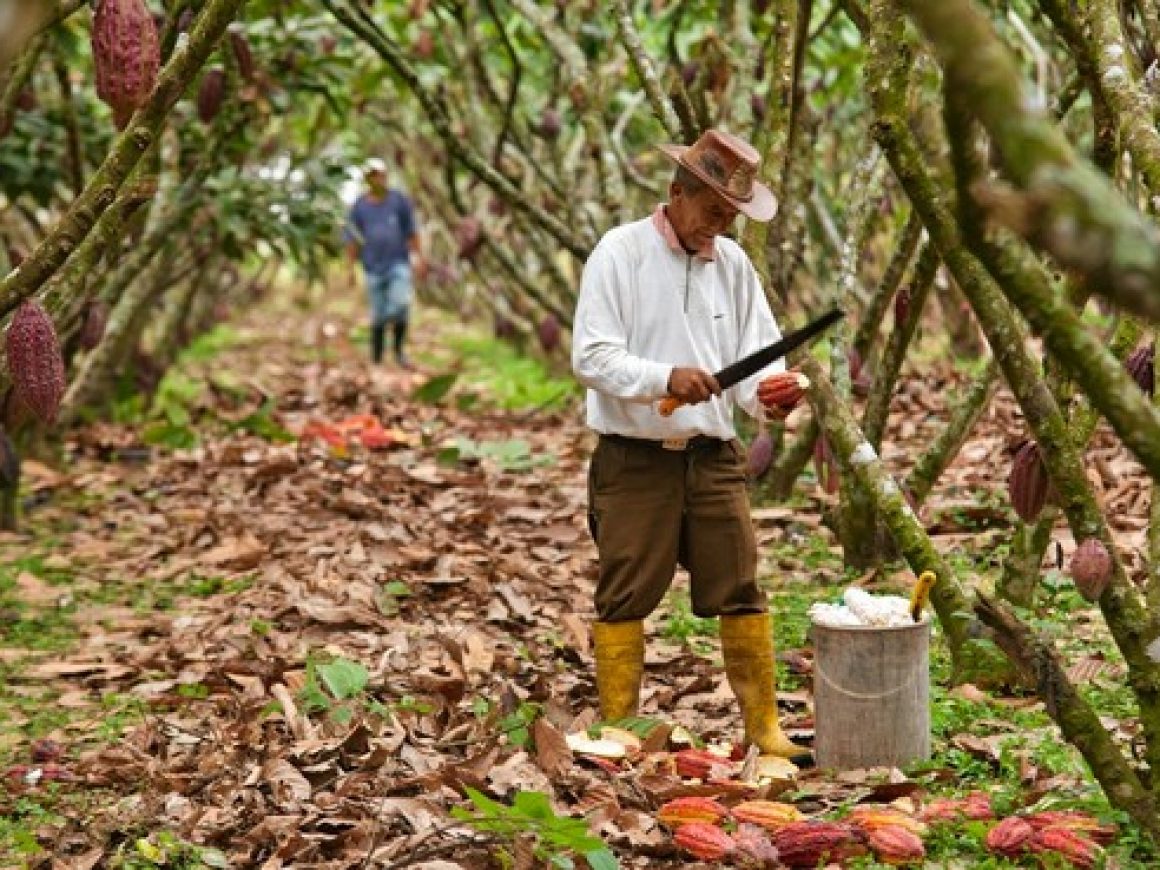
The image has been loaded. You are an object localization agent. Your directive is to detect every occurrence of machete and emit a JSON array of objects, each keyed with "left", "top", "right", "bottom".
[{"left": 657, "top": 307, "right": 845, "bottom": 417}]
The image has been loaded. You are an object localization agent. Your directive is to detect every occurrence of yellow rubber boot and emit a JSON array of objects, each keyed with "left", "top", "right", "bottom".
[
  {"left": 720, "top": 612, "right": 812, "bottom": 764},
  {"left": 592, "top": 620, "right": 645, "bottom": 722}
]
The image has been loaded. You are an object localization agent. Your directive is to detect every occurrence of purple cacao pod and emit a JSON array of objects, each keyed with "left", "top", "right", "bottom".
[
  {"left": 5, "top": 301, "right": 65, "bottom": 425},
  {"left": 1125, "top": 343, "right": 1154, "bottom": 396},
  {"left": 93, "top": 0, "right": 160, "bottom": 129},
  {"left": 197, "top": 68, "right": 227, "bottom": 124},
  {"left": 538, "top": 313, "right": 561, "bottom": 352},
  {"left": 1008, "top": 439, "right": 1051, "bottom": 523},
  {"left": 494, "top": 314, "right": 516, "bottom": 341},
  {"left": 746, "top": 431, "right": 774, "bottom": 478},
  {"left": 539, "top": 107, "right": 562, "bottom": 140},
  {"left": 814, "top": 435, "right": 839, "bottom": 494},
  {"left": 1070, "top": 538, "right": 1112, "bottom": 602},
  {"left": 229, "top": 30, "right": 256, "bottom": 83},
  {"left": 78, "top": 300, "right": 109, "bottom": 350}
]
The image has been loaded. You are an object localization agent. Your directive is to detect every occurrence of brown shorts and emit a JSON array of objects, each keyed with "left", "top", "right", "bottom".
[{"left": 587, "top": 434, "right": 764, "bottom": 622}]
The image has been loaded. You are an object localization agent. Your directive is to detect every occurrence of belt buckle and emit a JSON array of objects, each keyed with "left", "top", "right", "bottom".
[{"left": 661, "top": 437, "right": 688, "bottom": 451}]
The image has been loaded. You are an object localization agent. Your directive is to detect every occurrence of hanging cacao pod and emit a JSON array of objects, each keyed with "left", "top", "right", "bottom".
[
  {"left": 1007, "top": 439, "right": 1051, "bottom": 523},
  {"left": 493, "top": 314, "right": 516, "bottom": 341},
  {"left": 894, "top": 284, "right": 912, "bottom": 325},
  {"left": 455, "top": 216, "right": 483, "bottom": 261},
  {"left": 539, "top": 107, "right": 562, "bottom": 140},
  {"left": 1125, "top": 343, "right": 1154, "bottom": 395},
  {"left": 5, "top": 300, "right": 65, "bottom": 424},
  {"left": 78, "top": 300, "right": 109, "bottom": 350},
  {"left": 229, "top": 30, "right": 256, "bottom": 83},
  {"left": 92, "top": 0, "right": 160, "bottom": 129},
  {"left": 537, "top": 313, "right": 561, "bottom": 352},
  {"left": 814, "top": 435, "right": 839, "bottom": 494},
  {"left": 746, "top": 430, "right": 774, "bottom": 478},
  {"left": 848, "top": 346, "right": 872, "bottom": 396},
  {"left": 1070, "top": 538, "right": 1113, "bottom": 602},
  {"left": 197, "top": 68, "right": 227, "bottom": 124}
]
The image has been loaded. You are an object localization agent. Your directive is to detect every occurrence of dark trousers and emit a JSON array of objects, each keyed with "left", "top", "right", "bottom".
[{"left": 587, "top": 435, "right": 764, "bottom": 622}]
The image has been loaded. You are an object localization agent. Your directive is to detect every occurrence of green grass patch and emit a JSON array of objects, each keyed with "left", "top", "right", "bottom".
[{"left": 432, "top": 329, "right": 580, "bottom": 412}]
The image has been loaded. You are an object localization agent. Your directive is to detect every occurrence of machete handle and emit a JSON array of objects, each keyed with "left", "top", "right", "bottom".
[{"left": 657, "top": 396, "right": 684, "bottom": 417}]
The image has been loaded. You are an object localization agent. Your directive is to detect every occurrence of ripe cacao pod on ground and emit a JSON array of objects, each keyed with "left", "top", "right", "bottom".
[
  {"left": 5, "top": 300, "right": 65, "bottom": 424},
  {"left": 1027, "top": 826, "right": 1100, "bottom": 869},
  {"left": 847, "top": 805, "right": 927, "bottom": 837},
  {"left": 1125, "top": 343, "right": 1155, "bottom": 395},
  {"left": 78, "top": 300, "right": 109, "bottom": 350},
  {"left": 985, "top": 816, "right": 1034, "bottom": 858},
  {"left": 673, "top": 821, "right": 734, "bottom": 861},
  {"left": 197, "top": 68, "right": 227, "bottom": 124},
  {"left": 864, "top": 824, "right": 925, "bottom": 865},
  {"left": 746, "top": 430, "right": 774, "bottom": 478},
  {"left": 774, "top": 821, "right": 865, "bottom": 867},
  {"left": 732, "top": 823, "right": 779, "bottom": 864},
  {"left": 673, "top": 747, "right": 727, "bottom": 779},
  {"left": 1069, "top": 538, "right": 1113, "bottom": 602},
  {"left": 656, "top": 796, "right": 730, "bottom": 827},
  {"left": 1008, "top": 439, "right": 1052, "bottom": 523},
  {"left": 1023, "top": 810, "right": 1117, "bottom": 845},
  {"left": 92, "top": 0, "right": 160, "bottom": 129},
  {"left": 920, "top": 791, "right": 994, "bottom": 823},
  {"left": 538, "top": 314, "right": 560, "bottom": 353},
  {"left": 732, "top": 799, "right": 803, "bottom": 831}
]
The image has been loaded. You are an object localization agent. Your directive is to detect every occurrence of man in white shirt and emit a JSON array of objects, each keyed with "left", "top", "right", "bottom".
[{"left": 572, "top": 129, "right": 810, "bottom": 764}]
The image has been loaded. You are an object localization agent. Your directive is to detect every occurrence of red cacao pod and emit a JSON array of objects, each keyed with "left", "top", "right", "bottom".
[
  {"left": 847, "top": 805, "right": 927, "bottom": 837},
  {"left": 92, "top": 0, "right": 160, "bottom": 129},
  {"left": 656, "top": 796, "right": 730, "bottom": 828},
  {"left": 774, "top": 821, "right": 865, "bottom": 868},
  {"left": 1125, "top": 343, "right": 1154, "bottom": 395},
  {"left": 197, "top": 68, "right": 227, "bottom": 124},
  {"left": 1069, "top": 539, "right": 1112, "bottom": 602},
  {"left": 78, "top": 300, "right": 109, "bottom": 351},
  {"left": 920, "top": 791, "right": 994, "bottom": 823},
  {"left": 746, "top": 430, "right": 774, "bottom": 478},
  {"left": 229, "top": 30, "right": 256, "bottom": 83},
  {"left": 758, "top": 370, "right": 810, "bottom": 410},
  {"left": 985, "top": 816, "right": 1034, "bottom": 858},
  {"left": 5, "top": 300, "right": 65, "bottom": 424},
  {"left": 177, "top": 8, "right": 194, "bottom": 31},
  {"left": 673, "top": 747, "right": 729, "bottom": 780},
  {"left": 1008, "top": 439, "right": 1051, "bottom": 523},
  {"left": 538, "top": 313, "right": 560, "bottom": 352},
  {"left": 1028, "top": 826, "right": 1100, "bottom": 868},
  {"left": 673, "top": 821, "right": 734, "bottom": 861},
  {"left": 1024, "top": 810, "right": 1117, "bottom": 846},
  {"left": 894, "top": 284, "right": 912, "bottom": 325},
  {"left": 865, "top": 824, "right": 925, "bottom": 865}
]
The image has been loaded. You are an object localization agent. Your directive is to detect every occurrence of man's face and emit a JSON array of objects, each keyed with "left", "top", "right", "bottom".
[
  {"left": 366, "top": 169, "right": 386, "bottom": 193},
  {"left": 668, "top": 181, "right": 739, "bottom": 250}
]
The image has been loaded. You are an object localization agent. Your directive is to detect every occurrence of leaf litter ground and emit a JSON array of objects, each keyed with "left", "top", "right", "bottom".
[{"left": 0, "top": 286, "right": 1153, "bottom": 868}]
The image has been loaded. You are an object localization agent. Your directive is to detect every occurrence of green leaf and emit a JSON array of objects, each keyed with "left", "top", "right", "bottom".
[
  {"left": 412, "top": 372, "right": 459, "bottom": 404},
  {"left": 584, "top": 848, "right": 620, "bottom": 870},
  {"left": 512, "top": 791, "right": 553, "bottom": 821},
  {"left": 316, "top": 657, "right": 369, "bottom": 700}
]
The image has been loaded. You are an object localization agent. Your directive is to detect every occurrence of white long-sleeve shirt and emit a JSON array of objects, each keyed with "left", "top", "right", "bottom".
[{"left": 572, "top": 212, "right": 784, "bottom": 440}]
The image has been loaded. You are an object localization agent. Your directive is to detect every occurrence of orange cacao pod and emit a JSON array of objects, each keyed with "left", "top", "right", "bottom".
[
  {"left": 1069, "top": 539, "right": 1113, "bottom": 603},
  {"left": 985, "top": 816, "right": 1035, "bottom": 858},
  {"left": 197, "top": 68, "right": 227, "bottom": 124},
  {"left": 773, "top": 820, "right": 864, "bottom": 868},
  {"left": 5, "top": 301, "right": 65, "bottom": 424},
  {"left": 732, "top": 800, "right": 804, "bottom": 832},
  {"left": 92, "top": 0, "right": 160, "bottom": 129},
  {"left": 1028, "top": 826, "right": 1100, "bottom": 868},
  {"left": 758, "top": 370, "right": 810, "bottom": 410},
  {"left": 732, "top": 823, "right": 779, "bottom": 865},
  {"left": 656, "top": 796, "right": 730, "bottom": 828},
  {"left": 1024, "top": 810, "right": 1117, "bottom": 846},
  {"left": 537, "top": 313, "right": 560, "bottom": 353},
  {"left": 1008, "top": 439, "right": 1052, "bottom": 522},
  {"left": 673, "top": 821, "right": 734, "bottom": 861},
  {"left": 1125, "top": 343, "right": 1154, "bottom": 395},
  {"left": 746, "top": 431, "right": 774, "bottom": 478},
  {"left": 847, "top": 805, "right": 927, "bottom": 837},
  {"left": 865, "top": 824, "right": 925, "bottom": 865}
]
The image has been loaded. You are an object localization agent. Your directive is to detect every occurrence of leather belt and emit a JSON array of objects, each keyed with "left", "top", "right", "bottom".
[{"left": 600, "top": 433, "right": 728, "bottom": 452}]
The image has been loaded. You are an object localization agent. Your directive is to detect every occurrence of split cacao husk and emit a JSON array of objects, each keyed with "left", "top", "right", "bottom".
[
  {"left": 1008, "top": 439, "right": 1052, "bottom": 523},
  {"left": 92, "top": 0, "right": 160, "bottom": 129},
  {"left": 985, "top": 816, "right": 1035, "bottom": 858},
  {"left": 5, "top": 300, "right": 65, "bottom": 424},
  {"left": 673, "top": 821, "right": 734, "bottom": 861},
  {"left": 1069, "top": 539, "right": 1113, "bottom": 603},
  {"left": 656, "top": 796, "right": 730, "bottom": 828}
]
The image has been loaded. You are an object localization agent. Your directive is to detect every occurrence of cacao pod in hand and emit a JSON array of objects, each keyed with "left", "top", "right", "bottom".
[
  {"left": 746, "top": 430, "right": 774, "bottom": 479},
  {"left": 78, "top": 300, "right": 109, "bottom": 350},
  {"left": 985, "top": 816, "right": 1034, "bottom": 858},
  {"left": 5, "top": 300, "right": 65, "bottom": 424},
  {"left": 1125, "top": 343, "right": 1155, "bottom": 395},
  {"left": 197, "top": 68, "right": 227, "bottom": 124},
  {"left": 656, "top": 796, "right": 730, "bottom": 827},
  {"left": 1070, "top": 538, "right": 1112, "bottom": 602},
  {"left": 864, "top": 824, "right": 925, "bottom": 865},
  {"left": 1008, "top": 439, "right": 1051, "bottom": 523},
  {"left": 93, "top": 0, "right": 160, "bottom": 129},
  {"left": 673, "top": 821, "right": 734, "bottom": 861},
  {"left": 758, "top": 370, "right": 810, "bottom": 411},
  {"left": 1028, "top": 826, "right": 1100, "bottom": 869},
  {"left": 537, "top": 313, "right": 560, "bottom": 352}
]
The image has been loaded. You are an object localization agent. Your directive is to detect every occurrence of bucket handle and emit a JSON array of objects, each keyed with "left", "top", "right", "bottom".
[{"left": 814, "top": 665, "right": 923, "bottom": 701}]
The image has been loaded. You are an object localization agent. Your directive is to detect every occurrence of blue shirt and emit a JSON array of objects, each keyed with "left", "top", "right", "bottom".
[{"left": 345, "top": 191, "right": 416, "bottom": 275}]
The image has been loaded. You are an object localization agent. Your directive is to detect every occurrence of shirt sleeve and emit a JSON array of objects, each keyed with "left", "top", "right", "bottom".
[
  {"left": 572, "top": 240, "right": 672, "bottom": 403},
  {"left": 732, "top": 255, "right": 784, "bottom": 419}
]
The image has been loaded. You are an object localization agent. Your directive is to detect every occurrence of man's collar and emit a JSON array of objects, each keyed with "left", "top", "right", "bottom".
[{"left": 651, "top": 204, "right": 715, "bottom": 261}]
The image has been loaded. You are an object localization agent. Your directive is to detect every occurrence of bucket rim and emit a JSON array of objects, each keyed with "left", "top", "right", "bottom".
[{"left": 810, "top": 619, "right": 931, "bottom": 632}]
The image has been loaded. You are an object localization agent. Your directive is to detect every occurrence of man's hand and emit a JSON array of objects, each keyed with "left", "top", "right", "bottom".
[
  {"left": 668, "top": 367, "right": 721, "bottom": 405},
  {"left": 414, "top": 256, "right": 429, "bottom": 283}
]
